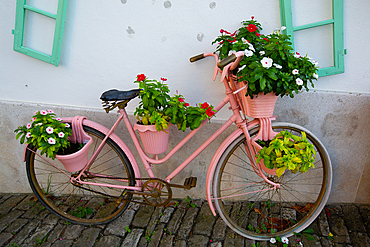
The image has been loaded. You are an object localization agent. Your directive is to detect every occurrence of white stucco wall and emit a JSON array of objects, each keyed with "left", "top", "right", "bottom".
[{"left": 1, "top": 0, "right": 369, "bottom": 118}]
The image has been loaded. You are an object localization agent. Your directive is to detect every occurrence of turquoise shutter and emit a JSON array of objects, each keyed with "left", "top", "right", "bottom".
[
  {"left": 279, "top": 0, "right": 344, "bottom": 77},
  {"left": 13, "top": 0, "right": 68, "bottom": 67}
]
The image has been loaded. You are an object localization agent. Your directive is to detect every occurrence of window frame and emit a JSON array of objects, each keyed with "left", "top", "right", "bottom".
[
  {"left": 279, "top": 0, "right": 344, "bottom": 77},
  {"left": 13, "top": 0, "right": 68, "bottom": 67}
]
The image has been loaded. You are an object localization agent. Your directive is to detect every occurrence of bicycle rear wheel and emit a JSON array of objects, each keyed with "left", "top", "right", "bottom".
[
  {"left": 212, "top": 122, "right": 332, "bottom": 240},
  {"left": 25, "top": 125, "right": 136, "bottom": 225}
]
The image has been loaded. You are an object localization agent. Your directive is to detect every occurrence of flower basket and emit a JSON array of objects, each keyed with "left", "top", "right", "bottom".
[
  {"left": 242, "top": 90, "right": 278, "bottom": 118},
  {"left": 56, "top": 139, "right": 92, "bottom": 172},
  {"left": 134, "top": 123, "right": 170, "bottom": 155}
]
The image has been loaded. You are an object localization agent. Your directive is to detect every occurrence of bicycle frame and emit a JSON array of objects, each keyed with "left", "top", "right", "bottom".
[{"left": 23, "top": 52, "right": 280, "bottom": 215}]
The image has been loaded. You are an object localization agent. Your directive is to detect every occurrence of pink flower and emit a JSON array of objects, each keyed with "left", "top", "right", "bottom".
[
  {"left": 33, "top": 111, "right": 39, "bottom": 115},
  {"left": 48, "top": 138, "right": 56, "bottom": 144},
  {"left": 46, "top": 127, "right": 54, "bottom": 134},
  {"left": 31, "top": 117, "right": 37, "bottom": 122},
  {"left": 56, "top": 118, "right": 62, "bottom": 121},
  {"left": 58, "top": 132, "right": 65, "bottom": 138},
  {"left": 64, "top": 123, "right": 70, "bottom": 128},
  {"left": 47, "top": 109, "right": 54, "bottom": 113},
  {"left": 179, "top": 98, "right": 184, "bottom": 103},
  {"left": 40, "top": 110, "right": 48, "bottom": 115},
  {"left": 26, "top": 132, "right": 31, "bottom": 138},
  {"left": 26, "top": 123, "right": 32, "bottom": 129}
]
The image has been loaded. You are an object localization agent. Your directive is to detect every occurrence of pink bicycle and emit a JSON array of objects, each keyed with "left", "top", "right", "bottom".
[{"left": 24, "top": 52, "right": 332, "bottom": 240}]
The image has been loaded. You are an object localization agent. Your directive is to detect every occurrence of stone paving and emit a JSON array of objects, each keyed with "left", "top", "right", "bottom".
[{"left": 0, "top": 194, "right": 369, "bottom": 247}]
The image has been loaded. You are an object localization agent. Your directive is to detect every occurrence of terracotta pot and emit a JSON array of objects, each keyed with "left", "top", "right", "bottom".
[
  {"left": 56, "top": 139, "right": 92, "bottom": 173},
  {"left": 134, "top": 123, "right": 170, "bottom": 155}
]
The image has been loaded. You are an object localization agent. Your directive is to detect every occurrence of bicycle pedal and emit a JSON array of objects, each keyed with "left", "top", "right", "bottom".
[{"left": 184, "top": 177, "right": 197, "bottom": 188}]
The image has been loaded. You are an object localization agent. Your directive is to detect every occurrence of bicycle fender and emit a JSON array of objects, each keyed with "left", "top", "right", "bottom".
[
  {"left": 23, "top": 117, "right": 142, "bottom": 180},
  {"left": 206, "top": 128, "right": 243, "bottom": 216}
]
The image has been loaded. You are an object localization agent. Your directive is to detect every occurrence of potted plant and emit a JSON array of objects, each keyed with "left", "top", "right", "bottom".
[
  {"left": 212, "top": 17, "right": 319, "bottom": 117},
  {"left": 133, "top": 74, "right": 216, "bottom": 154},
  {"left": 14, "top": 110, "right": 92, "bottom": 172},
  {"left": 255, "top": 131, "right": 316, "bottom": 177}
]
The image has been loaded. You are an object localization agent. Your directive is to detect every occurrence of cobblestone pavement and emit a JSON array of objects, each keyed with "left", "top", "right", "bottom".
[{"left": 0, "top": 194, "right": 369, "bottom": 247}]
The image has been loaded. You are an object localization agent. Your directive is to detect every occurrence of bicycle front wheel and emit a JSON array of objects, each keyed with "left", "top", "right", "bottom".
[
  {"left": 25, "top": 125, "right": 136, "bottom": 225},
  {"left": 212, "top": 122, "right": 332, "bottom": 240}
]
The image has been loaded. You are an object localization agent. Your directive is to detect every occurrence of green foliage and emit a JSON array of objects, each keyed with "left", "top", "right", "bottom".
[
  {"left": 212, "top": 17, "right": 319, "bottom": 98},
  {"left": 71, "top": 206, "right": 93, "bottom": 218},
  {"left": 255, "top": 131, "right": 316, "bottom": 177},
  {"left": 14, "top": 110, "right": 72, "bottom": 160},
  {"left": 134, "top": 74, "right": 216, "bottom": 132},
  {"left": 184, "top": 196, "right": 197, "bottom": 208}
]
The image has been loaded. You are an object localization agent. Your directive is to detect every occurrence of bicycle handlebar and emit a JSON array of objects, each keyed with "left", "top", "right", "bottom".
[
  {"left": 189, "top": 53, "right": 205, "bottom": 63},
  {"left": 217, "top": 54, "right": 237, "bottom": 68}
]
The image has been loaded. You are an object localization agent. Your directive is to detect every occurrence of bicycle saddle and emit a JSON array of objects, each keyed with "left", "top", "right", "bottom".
[{"left": 100, "top": 89, "right": 142, "bottom": 101}]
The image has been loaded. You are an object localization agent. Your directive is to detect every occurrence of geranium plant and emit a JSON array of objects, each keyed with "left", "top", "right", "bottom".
[
  {"left": 212, "top": 17, "right": 319, "bottom": 98},
  {"left": 134, "top": 74, "right": 216, "bottom": 132},
  {"left": 14, "top": 110, "right": 72, "bottom": 159},
  {"left": 255, "top": 131, "right": 316, "bottom": 177}
]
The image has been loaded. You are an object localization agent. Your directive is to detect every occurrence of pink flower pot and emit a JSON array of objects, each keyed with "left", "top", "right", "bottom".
[
  {"left": 240, "top": 88, "right": 278, "bottom": 118},
  {"left": 134, "top": 123, "right": 170, "bottom": 155},
  {"left": 56, "top": 139, "right": 92, "bottom": 173}
]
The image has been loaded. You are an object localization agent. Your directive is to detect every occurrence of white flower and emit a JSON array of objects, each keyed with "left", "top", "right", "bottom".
[
  {"left": 241, "top": 38, "right": 248, "bottom": 44},
  {"left": 56, "top": 118, "right": 62, "bottom": 121},
  {"left": 296, "top": 78, "right": 303, "bottom": 85},
  {"left": 248, "top": 43, "right": 255, "bottom": 51},
  {"left": 58, "top": 132, "right": 65, "bottom": 138},
  {"left": 36, "top": 123, "right": 43, "bottom": 126},
  {"left": 47, "top": 109, "right": 54, "bottom": 113},
  {"left": 281, "top": 237, "right": 289, "bottom": 244},
  {"left": 281, "top": 26, "right": 286, "bottom": 30},
  {"left": 228, "top": 50, "right": 236, "bottom": 56},
  {"left": 26, "top": 132, "right": 31, "bottom": 138},
  {"left": 238, "top": 65, "right": 246, "bottom": 72},
  {"left": 261, "top": 57, "right": 273, "bottom": 68},
  {"left": 40, "top": 110, "right": 48, "bottom": 115},
  {"left": 274, "top": 63, "right": 282, "bottom": 69},
  {"left": 270, "top": 238, "right": 277, "bottom": 244},
  {"left": 311, "top": 60, "right": 319, "bottom": 66},
  {"left": 313, "top": 73, "right": 319, "bottom": 79},
  {"left": 48, "top": 138, "right": 56, "bottom": 145},
  {"left": 64, "top": 123, "right": 70, "bottom": 128},
  {"left": 26, "top": 123, "right": 32, "bottom": 129},
  {"left": 46, "top": 127, "right": 54, "bottom": 134},
  {"left": 244, "top": 49, "right": 253, "bottom": 57},
  {"left": 294, "top": 52, "right": 301, "bottom": 58},
  {"left": 292, "top": 69, "right": 299, "bottom": 75},
  {"left": 259, "top": 51, "right": 265, "bottom": 55}
]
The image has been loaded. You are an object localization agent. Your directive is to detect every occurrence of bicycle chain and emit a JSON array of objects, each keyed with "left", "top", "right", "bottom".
[{"left": 73, "top": 175, "right": 172, "bottom": 207}]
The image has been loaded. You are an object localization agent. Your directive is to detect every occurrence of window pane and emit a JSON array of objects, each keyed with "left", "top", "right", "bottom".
[
  {"left": 292, "top": 0, "right": 332, "bottom": 26},
  {"left": 27, "top": 0, "right": 58, "bottom": 15},
  {"left": 23, "top": 10, "right": 55, "bottom": 56},
  {"left": 294, "top": 24, "right": 334, "bottom": 68}
]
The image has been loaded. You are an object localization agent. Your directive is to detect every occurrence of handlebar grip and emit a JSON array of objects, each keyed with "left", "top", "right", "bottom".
[
  {"left": 190, "top": 53, "right": 205, "bottom": 63},
  {"left": 217, "top": 54, "right": 237, "bottom": 68}
]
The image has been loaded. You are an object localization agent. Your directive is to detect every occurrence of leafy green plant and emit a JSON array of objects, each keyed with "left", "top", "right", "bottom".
[
  {"left": 184, "top": 196, "right": 197, "bottom": 208},
  {"left": 293, "top": 228, "right": 315, "bottom": 241},
  {"left": 256, "top": 130, "right": 316, "bottom": 177},
  {"left": 36, "top": 234, "right": 48, "bottom": 245},
  {"left": 71, "top": 206, "right": 93, "bottom": 218},
  {"left": 134, "top": 74, "right": 216, "bottom": 132},
  {"left": 125, "top": 226, "right": 131, "bottom": 233},
  {"left": 14, "top": 110, "right": 72, "bottom": 159},
  {"left": 212, "top": 17, "right": 318, "bottom": 98},
  {"left": 145, "top": 230, "right": 155, "bottom": 242}
]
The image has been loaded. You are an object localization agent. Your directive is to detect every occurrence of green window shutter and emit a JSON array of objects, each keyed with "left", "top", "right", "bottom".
[
  {"left": 279, "top": 0, "right": 344, "bottom": 77},
  {"left": 13, "top": 0, "right": 68, "bottom": 67}
]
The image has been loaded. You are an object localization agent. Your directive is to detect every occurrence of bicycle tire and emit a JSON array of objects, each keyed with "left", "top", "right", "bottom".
[
  {"left": 26, "top": 125, "right": 136, "bottom": 225},
  {"left": 212, "top": 122, "right": 332, "bottom": 240}
]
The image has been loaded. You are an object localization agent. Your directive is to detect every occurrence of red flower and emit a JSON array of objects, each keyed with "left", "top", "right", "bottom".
[
  {"left": 137, "top": 74, "right": 146, "bottom": 82},
  {"left": 251, "top": 16, "right": 254, "bottom": 20},
  {"left": 227, "top": 37, "right": 236, "bottom": 43},
  {"left": 255, "top": 33, "right": 261, "bottom": 37},
  {"left": 206, "top": 107, "right": 215, "bottom": 117},
  {"left": 179, "top": 98, "right": 184, "bottom": 103},
  {"left": 201, "top": 102, "right": 209, "bottom": 109},
  {"left": 161, "top": 77, "right": 167, "bottom": 81},
  {"left": 184, "top": 103, "right": 189, "bottom": 107},
  {"left": 247, "top": 24, "right": 257, "bottom": 33},
  {"left": 263, "top": 38, "right": 269, "bottom": 42}
]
